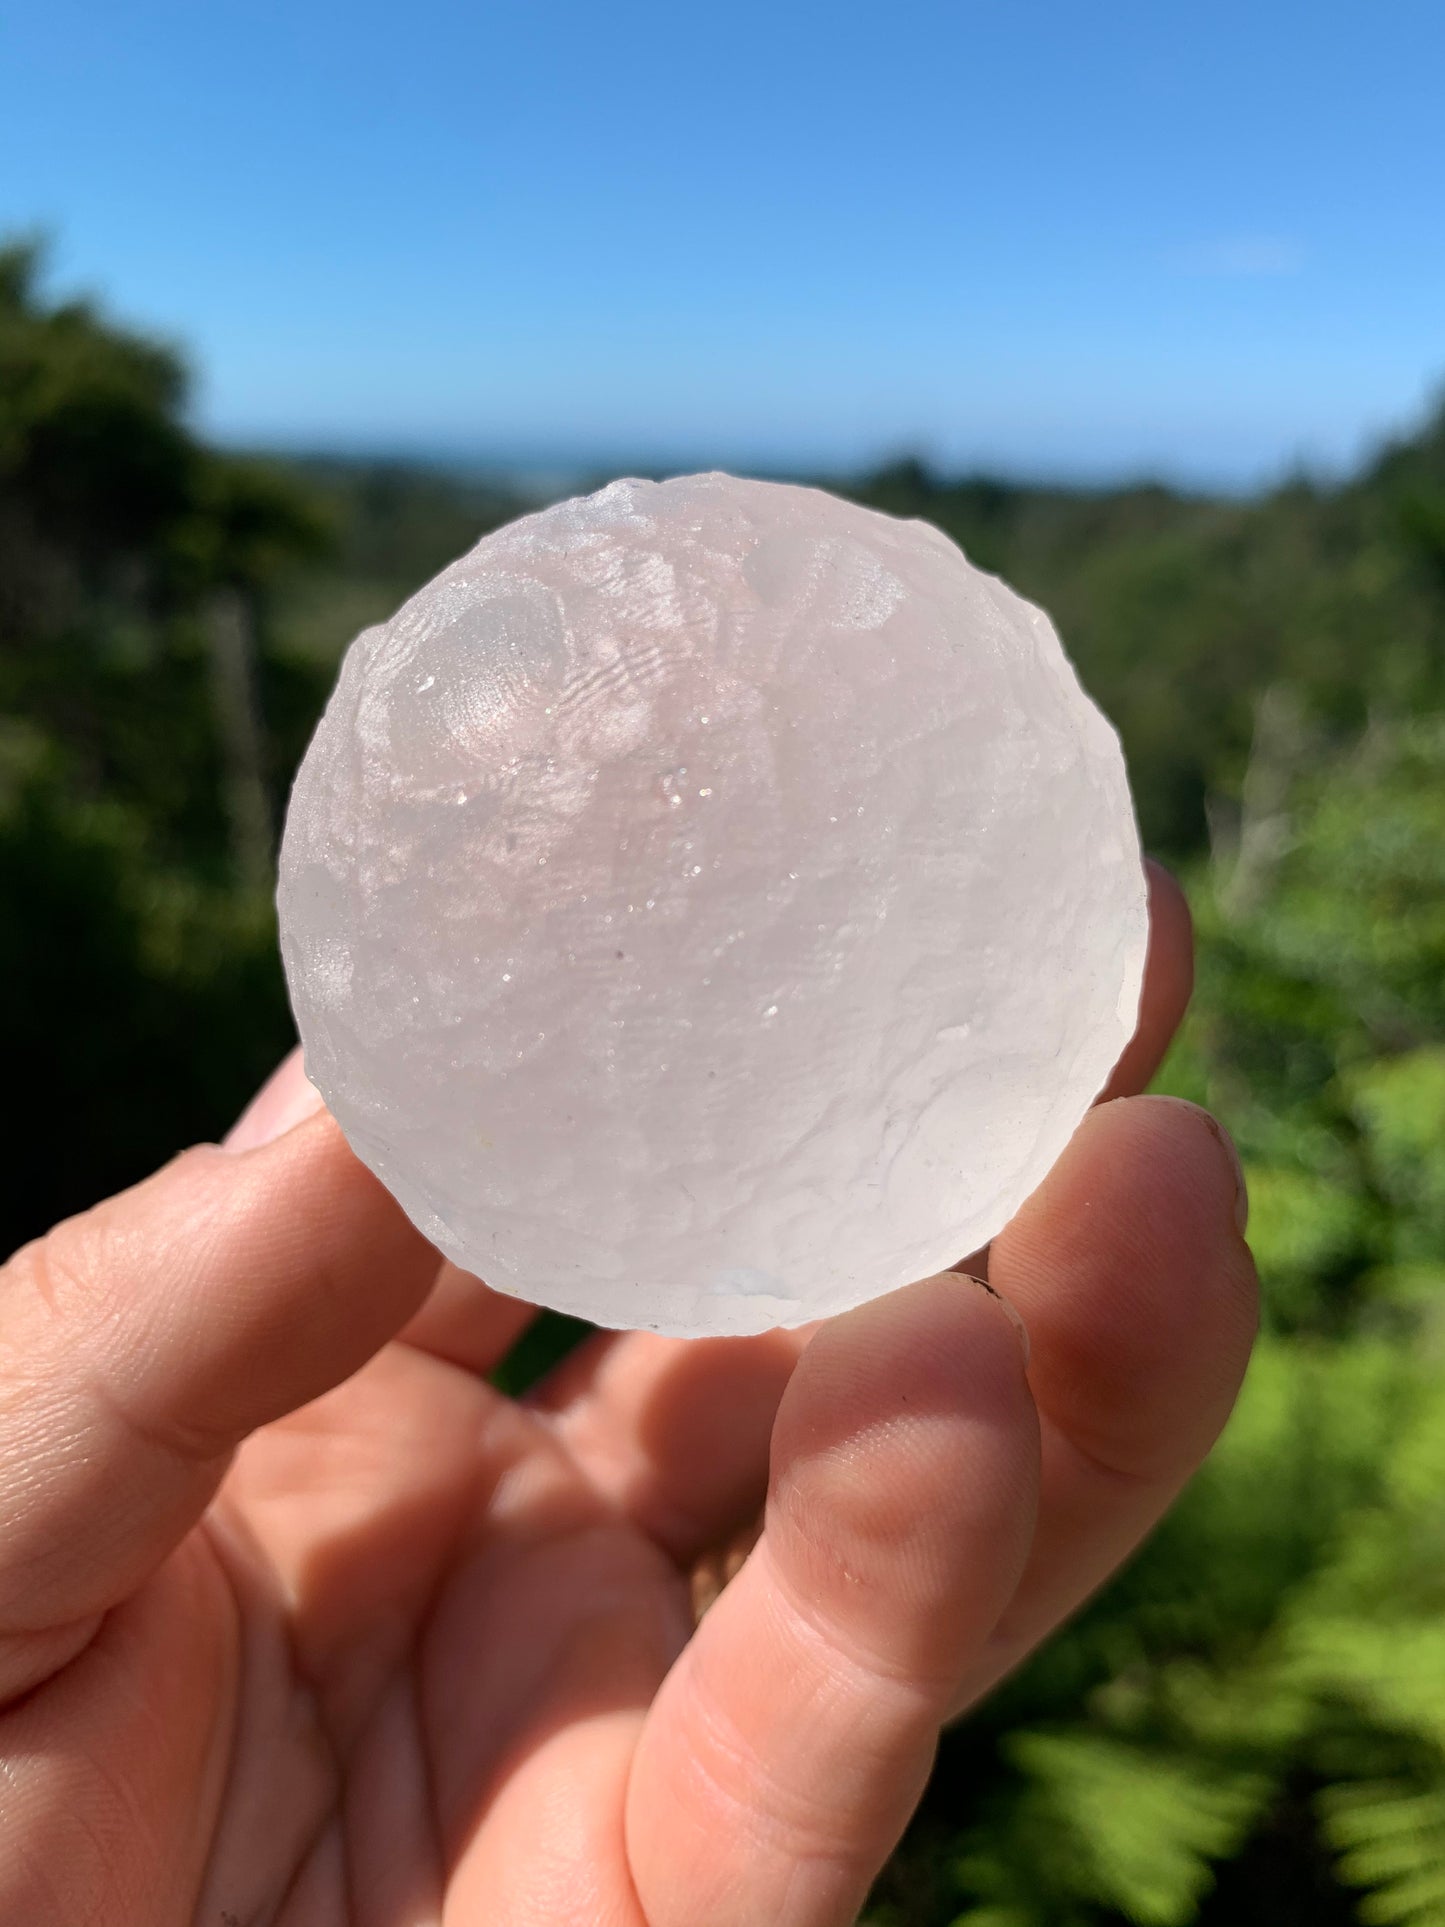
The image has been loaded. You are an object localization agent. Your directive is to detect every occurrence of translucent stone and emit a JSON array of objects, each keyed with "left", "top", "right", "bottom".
[{"left": 278, "top": 473, "right": 1147, "bottom": 1337}]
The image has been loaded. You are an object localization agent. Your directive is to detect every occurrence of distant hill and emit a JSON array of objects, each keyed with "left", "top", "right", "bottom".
[{"left": 269, "top": 406, "right": 1445, "bottom": 856}]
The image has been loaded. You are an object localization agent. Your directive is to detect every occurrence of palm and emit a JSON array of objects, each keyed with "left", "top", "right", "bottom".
[{"left": 185, "top": 1329, "right": 692, "bottom": 1922}]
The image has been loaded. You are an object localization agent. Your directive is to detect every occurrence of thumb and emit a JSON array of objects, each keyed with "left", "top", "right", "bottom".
[{"left": 0, "top": 1092, "right": 438, "bottom": 1701}]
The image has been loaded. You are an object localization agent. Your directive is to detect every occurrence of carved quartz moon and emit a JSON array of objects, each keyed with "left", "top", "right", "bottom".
[{"left": 278, "top": 472, "right": 1147, "bottom": 1336}]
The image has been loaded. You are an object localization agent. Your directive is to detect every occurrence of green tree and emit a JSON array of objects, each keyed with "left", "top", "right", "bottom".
[{"left": 0, "top": 241, "right": 329, "bottom": 1245}]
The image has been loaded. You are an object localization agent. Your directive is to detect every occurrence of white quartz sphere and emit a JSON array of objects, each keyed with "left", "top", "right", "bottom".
[{"left": 278, "top": 473, "right": 1147, "bottom": 1337}]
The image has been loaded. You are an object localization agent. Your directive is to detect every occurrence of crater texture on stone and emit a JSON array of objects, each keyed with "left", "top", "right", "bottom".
[{"left": 279, "top": 473, "right": 1147, "bottom": 1336}]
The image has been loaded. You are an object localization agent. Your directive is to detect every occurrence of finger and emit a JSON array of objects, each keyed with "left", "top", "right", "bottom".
[
  {"left": 535, "top": 859, "right": 1191, "bottom": 1563},
  {"left": 0, "top": 1540, "right": 235, "bottom": 1925},
  {"left": 0, "top": 1111, "right": 441, "bottom": 1701},
  {"left": 222, "top": 1044, "right": 324, "bottom": 1150},
  {"left": 396, "top": 1259, "right": 539, "bottom": 1374},
  {"left": 627, "top": 1273, "right": 1038, "bottom": 1927},
  {"left": 232, "top": 1050, "right": 538, "bottom": 1376},
  {"left": 1098, "top": 858, "right": 1194, "bottom": 1102},
  {"left": 534, "top": 1326, "right": 810, "bottom": 1560},
  {"left": 951, "top": 1092, "right": 1256, "bottom": 1713}
]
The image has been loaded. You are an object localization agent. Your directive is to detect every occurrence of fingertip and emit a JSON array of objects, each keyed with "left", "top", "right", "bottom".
[
  {"left": 1099, "top": 859, "right": 1195, "bottom": 1103},
  {"left": 779, "top": 1270, "right": 1033, "bottom": 1469},
  {"left": 1010, "top": 1091, "right": 1257, "bottom": 1326},
  {"left": 222, "top": 1047, "right": 325, "bottom": 1152},
  {"left": 1147, "top": 1094, "right": 1249, "bottom": 1234},
  {"left": 956, "top": 1273, "right": 1031, "bottom": 1368},
  {"left": 767, "top": 1273, "right": 1040, "bottom": 1669},
  {"left": 1143, "top": 858, "right": 1195, "bottom": 998},
  {"left": 945, "top": 1097, "right": 1256, "bottom": 1712},
  {"left": 1145, "top": 855, "right": 1194, "bottom": 947},
  {"left": 1109, "top": 1094, "right": 1256, "bottom": 1287},
  {"left": 993, "top": 1093, "right": 1258, "bottom": 1480}
]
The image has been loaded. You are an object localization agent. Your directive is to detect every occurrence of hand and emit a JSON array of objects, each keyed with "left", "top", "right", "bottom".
[{"left": 0, "top": 863, "right": 1255, "bottom": 1927}]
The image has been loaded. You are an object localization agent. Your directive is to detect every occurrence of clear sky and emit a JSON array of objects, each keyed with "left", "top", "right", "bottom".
[{"left": 5, "top": 0, "right": 1444, "bottom": 486}]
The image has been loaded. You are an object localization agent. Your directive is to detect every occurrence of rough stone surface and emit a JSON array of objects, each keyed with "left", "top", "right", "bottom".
[{"left": 278, "top": 473, "right": 1147, "bottom": 1337}]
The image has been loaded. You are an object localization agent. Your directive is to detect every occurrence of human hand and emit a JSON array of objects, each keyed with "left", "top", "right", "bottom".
[{"left": 0, "top": 862, "right": 1255, "bottom": 1926}]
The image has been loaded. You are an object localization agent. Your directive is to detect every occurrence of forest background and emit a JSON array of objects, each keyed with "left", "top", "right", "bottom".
[{"left": 5, "top": 239, "right": 1445, "bottom": 1925}]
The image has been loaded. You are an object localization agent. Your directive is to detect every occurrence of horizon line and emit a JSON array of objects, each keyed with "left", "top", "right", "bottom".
[{"left": 210, "top": 431, "right": 1370, "bottom": 507}]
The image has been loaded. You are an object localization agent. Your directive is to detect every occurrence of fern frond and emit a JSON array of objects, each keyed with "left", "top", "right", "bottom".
[
  {"left": 993, "top": 1731, "right": 1270, "bottom": 1926},
  {"left": 1294, "top": 1618, "right": 1445, "bottom": 1750},
  {"left": 1320, "top": 1775, "right": 1445, "bottom": 1926}
]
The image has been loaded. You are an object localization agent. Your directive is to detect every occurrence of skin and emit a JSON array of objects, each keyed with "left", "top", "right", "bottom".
[{"left": 0, "top": 861, "right": 1256, "bottom": 1927}]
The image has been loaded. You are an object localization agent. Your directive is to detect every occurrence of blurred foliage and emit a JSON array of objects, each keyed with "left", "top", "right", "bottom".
[
  {"left": 4, "top": 237, "right": 1445, "bottom": 1922},
  {"left": 0, "top": 239, "right": 345, "bottom": 1228}
]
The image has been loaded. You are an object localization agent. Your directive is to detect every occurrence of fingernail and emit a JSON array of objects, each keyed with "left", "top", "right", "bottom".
[
  {"left": 223, "top": 1050, "right": 326, "bottom": 1152},
  {"left": 959, "top": 1274, "right": 1031, "bottom": 1369}
]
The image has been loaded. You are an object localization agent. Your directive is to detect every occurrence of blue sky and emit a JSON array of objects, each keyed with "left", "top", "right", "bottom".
[{"left": 4, "top": 0, "right": 1443, "bottom": 486}]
